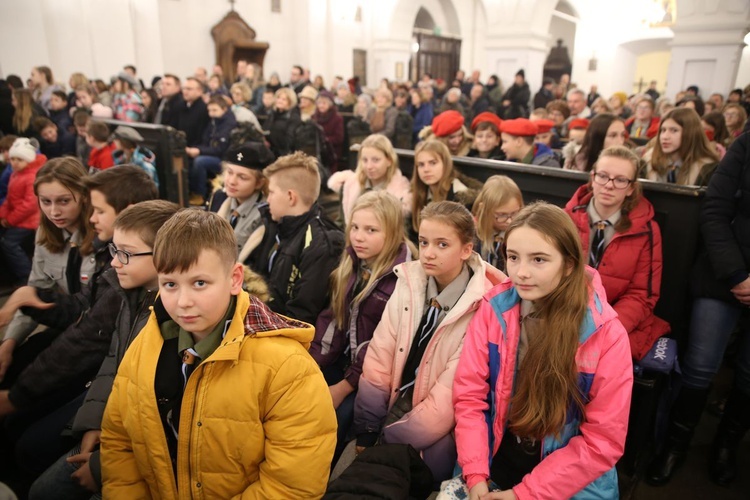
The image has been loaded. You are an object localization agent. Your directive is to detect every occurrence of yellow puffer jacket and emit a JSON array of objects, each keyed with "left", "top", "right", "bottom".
[{"left": 101, "top": 291, "right": 337, "bottom": 499}]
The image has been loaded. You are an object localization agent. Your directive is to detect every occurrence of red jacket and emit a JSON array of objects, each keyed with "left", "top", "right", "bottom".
[
  {"left": 0, "top": 154, "right": 46, "bottom": 230},
  {"left": 88, "top": 142, "right": 116, "bottom": 171},
  {"left": 624, "top": 116, "right": 659, "bottom": 139},
  {"left": 565, "top": 185, "right": 670, "bottom": 359}
]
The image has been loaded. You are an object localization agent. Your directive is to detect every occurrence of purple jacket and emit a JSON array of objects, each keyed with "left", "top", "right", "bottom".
[{"left": 310, "top": 243, "right": 411, "bottom": 388}]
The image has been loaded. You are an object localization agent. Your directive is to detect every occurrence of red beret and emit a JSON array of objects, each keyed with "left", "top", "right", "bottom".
[
  {"left": 470, "top": 112, "right": 503, "bottom": 132},
  {"left": 432, "top": 110, "right": 465, "bottom": 137},
  {"left": 500, "top": 118, "right": 539, "bottom": 137},
  {"left": 534, "top": 119, "right": 555, "bottom": 134},
  {"left": 569, "top": 118, "right": 590, "bottom": 130}
]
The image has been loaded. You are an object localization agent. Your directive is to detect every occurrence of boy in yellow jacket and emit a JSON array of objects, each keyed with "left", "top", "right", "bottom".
[{"left": 101, "top": 210, "right": 337, "bottom": 499}]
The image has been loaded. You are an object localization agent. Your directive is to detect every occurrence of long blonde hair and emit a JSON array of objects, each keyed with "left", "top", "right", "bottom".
[
  {"left": 650, "top": 107, "right": 719, "bottom": 184},
  {"left": 330, "top": 191, "right": 410, "bottom": 329},
  {"left": 472, "top": 175, "right": 523, "bottom": 254},
  {"left": 12, "top": 89, "right": 34, "bottom": 133},
  {"left": 504, "top": 202, "right": 589, "bottom": 439},
  {"left": 411, "top": 140, "right": 456, "bottom": 231},
  {"left": 356, "top": 134, "right": 399, "bottom": 188}
]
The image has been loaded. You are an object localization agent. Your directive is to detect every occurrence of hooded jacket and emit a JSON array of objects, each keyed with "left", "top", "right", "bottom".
[
  {"left": 453, "top": 271, "right": 633, "bottom": 499},
  {"left": 101, "top": 290, "right": 337, "bottom": 499},
  {"left": 354, "top": 254, "right": 505, "bottom": 478},
  {"left": 327, "top": 169, "right": 412, "bottom": 226},
  {"left": 0, "top": 153, "right": 46, "bottom": 229},
  {"left": 565, "top": 185, "right": 670, "bottom": 359}
]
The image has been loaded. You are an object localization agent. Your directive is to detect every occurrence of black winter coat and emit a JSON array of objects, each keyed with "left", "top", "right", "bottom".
[
  {"left": 264, "top": 107, "right": 301, "bottom": 157},
  {"left": 692, "top": 132, "right": 750, "bottom": 303},
  {"left": 178, "top": 99, "right": 210, "bottom": 147},
  {"left": 250, "top": 203, "right": 344, "bottom": 325},
  {"left": 197, "top": 110, "right": 237, "bottom": 157},
  {"left": 501, "top": 82, "right": 530, "bottom": 119},
  {"left": 9, "top": 269, "right": 123, "bottom": 409}
]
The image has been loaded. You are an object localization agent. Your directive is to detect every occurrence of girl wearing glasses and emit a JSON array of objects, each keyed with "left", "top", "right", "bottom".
[
  {"left": 472, "top": 175, "right": 524, "bottom": 272},
  {"left": 0, "top": 157, "right": 95, "bottom": 388},
  {"left": 564, "top": 145, "right": 669, "bottom": 360}
]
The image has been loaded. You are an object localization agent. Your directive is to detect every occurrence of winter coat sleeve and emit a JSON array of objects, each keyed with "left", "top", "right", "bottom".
[
  {"left": 381, "top": 334, "right": 464, "bottom": 451},
  {"left": 100, "top": 340, "right": 151, "bottom": 498},
  {"left": 700, "top": 133, "right": 750, "bottom": 286},
  {"left": 72, "top": 330, "right": 120, "bottom": 434},
  {"left": 612, "top": 221, "right": 663, "bottom": 335},
  {"left": 282, "top": 231, "right": 343, "bottom": 325},
  {"left": 3, "top": 174, "right": 38, "bottom": 227},
  {"left": 354, "top": 290, "right": 400, "bottom": 446},
  {"left": 22, "top": 283, "right": 93, "bottom": 330},
  {"left": 513, "top": 319, "right": 633, "bottom": 500},
  {"left": 309, "top": 308, "right": 344, "bottom": 370},
  {"left": 453, "top": 298, "right": 495, "bottom": 489},
  {"left": 236, "top": 352, "right": 336, "bottom": 499},
  {"left": 9, "top": 278, "right": 121, "bottom": 409}
]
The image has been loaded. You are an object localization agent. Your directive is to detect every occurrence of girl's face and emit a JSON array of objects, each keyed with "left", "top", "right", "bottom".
[
  {"left": 416, "top": 151, "right": 445, "bottom": 188},
  {"left": 659, "top": 118, "right": 682, "bottom": 155},
  {"left": 349, "top": 208, "right": 386, "bottom": 265},
  {"left": 140, "top": 90, "right": 152, "bottom": 108},
  {"left": 231, "top": 88, "right": 244, "bottom": 104},
  {"left": 276, "top": 93, "right": 290, "bottom": 111},
  {"left": 9, "top": 157, "right": 29, "bottom": 173},
  {"left": 603, "top": 121, "right": 627, "bottom": 149},
  {"left": 316, "top": 98, "right": 331, "bottom": 114},
  {"left": 418, "top": 218, "right": 473, "bottom": 290},
  {"left": 37, "top": 180, "right": 84, "bottom": 232},
  {"left": 360, "top": 147, "right": 391, "bottom": 184},
  {"left": 223, "top": 163, "right": 259, "bottom": 204},
  {"left": 591, "top": 156, "right": 635, "bottom": 214},
  {"left": 505, "top": 225, "right": 568, "bottom": 302},
  {"left": 30, "top": 69, "right": 42, "bottom": 86},
  {"left": 492, "top": 198, "right": 522, "bottom": 233},
  {"left": 208, "top": 77, "right": 220, "bottom": 91},
  {"left": 76, "top": 91, "right": 93, "bottom": 108}
]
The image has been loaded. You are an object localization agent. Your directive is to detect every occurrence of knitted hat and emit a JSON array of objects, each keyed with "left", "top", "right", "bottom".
[
  {"left": 612, "top": 91, "right": 628, "bottom": 106},
  {"left": 298, "top": 86, "right": 318, "bottom": 102},
  {"left": 534, "top": 119, "right": 556, "bottom": 134},
  {"left": 317, "top": 90, "right": 335, "bottom": 104},
  {"left": 9, "top": 137, "right": 36, "bottom": 162},
  {"left": 223, "top": 143, "right": 275, "bottom": 170},
  {"left": 516, "top": 69, "right": 525, "bottom": 78},
  {"left": 431, "top": 110, "right": 465, "bottom": 137},
  {"left": 500, "top": 118, "right": 538, "bottom": 137},
  {"left": 470, "top": 112, "right": 503, "bottom": 132},
  {"left": 569, "top": 118, "right": 590, "bottom": 130}
]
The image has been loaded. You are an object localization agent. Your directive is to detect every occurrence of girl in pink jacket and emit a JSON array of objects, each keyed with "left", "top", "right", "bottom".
[
  {"left": 354, "top": 201, "right": 505, "bottom": 484},
  {"left": 447, "top": 202, "right": 633, "bottom": 499}
]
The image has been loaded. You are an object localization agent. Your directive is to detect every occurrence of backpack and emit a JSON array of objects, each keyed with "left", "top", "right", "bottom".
[{"left": 230, "top": 121, "right": 267, "bottom": 149}]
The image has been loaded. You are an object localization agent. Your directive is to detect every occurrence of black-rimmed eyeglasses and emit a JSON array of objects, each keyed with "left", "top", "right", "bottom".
[
  {"left": 591, "top": 171, "right": 633, "bottom": 190},
  {"left": 108, "top": 242, "right": 153, "bottom": 265}
]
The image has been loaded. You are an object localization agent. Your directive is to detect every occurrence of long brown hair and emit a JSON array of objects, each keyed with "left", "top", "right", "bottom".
[
  {"left": 504, "top": 202, "right": 589, "bottom": 439},
  {"left": 411, "top": 140, "right": 456, "bottom": 231},
  {"left": 12, "top": 89, "right": 34, "bottom": 133},
  {"left": 575, "top": 113, "right": 624, "bottom": 172},
  {"left": 650, "top": 107, "right": 719, "bottom": 184},
  {"left": 330, "top": 191, "right": 410, "bottom": 329},
  {"left": 589, "top": 145, "right": 643, "bottom": 233},
  {"left": 33, "top": 157, "right": 94, "bottom": 255},
  {"left": 472, "top": 175, "right": 523, "bottom": 252}
]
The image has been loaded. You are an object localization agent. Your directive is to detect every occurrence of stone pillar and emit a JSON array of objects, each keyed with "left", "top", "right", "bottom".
[{"left": 666, "top": 0, "right": 750, "bottom": 98}]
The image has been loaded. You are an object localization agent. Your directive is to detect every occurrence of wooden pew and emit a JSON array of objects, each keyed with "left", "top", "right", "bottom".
[{"left": 101, "top": 119, "right": 189, "bottom": 206}]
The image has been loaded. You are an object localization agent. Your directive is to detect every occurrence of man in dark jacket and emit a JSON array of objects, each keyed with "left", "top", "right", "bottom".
[
  {"left": 249, "top": 152, "right": 344, "bottom": 325},
  {"left": 177, "top": 77, "right": 209, "bottom": 147},
  {"left": 500, "top": 69, "right": 531, "bottom": 119},
  {"left": 534, "top": 77, "right": 555, "bottom": 110},
  {"left": 153, "top": 74, "right": 184, "bottom": 128}
]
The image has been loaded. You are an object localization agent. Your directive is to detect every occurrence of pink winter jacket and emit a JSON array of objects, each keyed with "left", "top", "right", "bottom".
[
  {"left": 354, "top": 254, "right": 505, "bottom": 476},
  {"left": 454, "top": 270, "right": 633, "bottom": 499},
  {"left": 327, "top": 168, "right": 412, "bottom": 226}
]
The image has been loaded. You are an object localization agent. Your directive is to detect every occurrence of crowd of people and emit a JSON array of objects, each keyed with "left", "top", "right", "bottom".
[{"left": 0, "top": 60, "right": 748, "bottom": 499}]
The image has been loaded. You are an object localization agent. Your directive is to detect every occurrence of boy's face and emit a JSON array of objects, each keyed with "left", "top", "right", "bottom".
[
  {"left": 111, "top": 229, "right": 158, "bottom": 290},
  {"left": 266, "top": 176, "right": 294, "bottom": 222},
  {"left": 207, "top": 103, "right": 225, "bottom": 119},
  {"left": 9, "top": 157, "right": 29, "bottom": 172},
  {"left": 474, "top": 129, "right": 500, "bottom": 153},
  {"left": 90, "top": 190, "right": 118, "bottom": 241},
  {"left": 535, "top": 132, "right": 552, "bottom": 146},
  {"left": 41, "top": 125, "right": 58, "bottom": 143},
  {"left": 500, "top": 133, "right": 524, "bottom": 160},
  {"left": 158, "top": 249, "right": 243, "bottom": 339},
  {"left": 49, "top": 94, "right": 66, "bottom": 111}
]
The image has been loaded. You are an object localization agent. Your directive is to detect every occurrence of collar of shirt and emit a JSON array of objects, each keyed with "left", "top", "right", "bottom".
[
  {"left": 587, "top": 200, "right": 621, "bottom": 247},
  {"left": 162, "top": 296, "right": 237, "bottom": 364},
  {"left": 229, "top": 191, "right": 261, "bottom": 217},
  {"left": 425, "top": 263, "right": 472, "bottom": 323}
]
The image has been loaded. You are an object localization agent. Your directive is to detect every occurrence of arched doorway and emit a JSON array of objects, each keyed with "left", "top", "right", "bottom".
[{"left": 408, "top": 6, "right": 462, "bottom": 82}]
